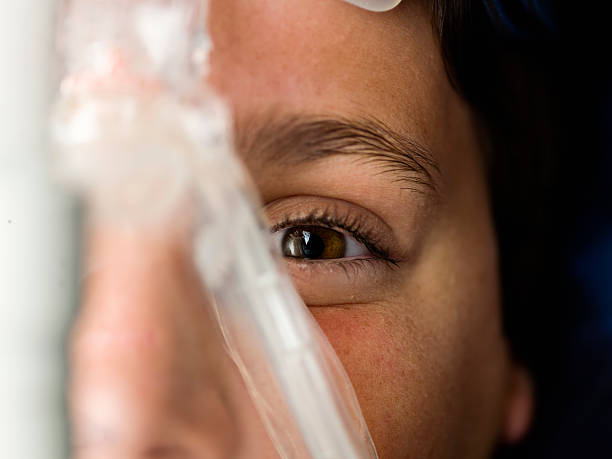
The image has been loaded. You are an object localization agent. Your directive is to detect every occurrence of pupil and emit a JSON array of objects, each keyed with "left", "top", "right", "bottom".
[{"left": 300, "top": 230, "right": 325, "bottom": 258}]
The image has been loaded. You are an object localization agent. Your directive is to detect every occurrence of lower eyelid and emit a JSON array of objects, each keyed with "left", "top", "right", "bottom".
[
  {"left": 280, "top": 255, "right": 404, "bottom": 306},
  {"left": 284, "top": 256, "right": 398, "bottom": 278}
]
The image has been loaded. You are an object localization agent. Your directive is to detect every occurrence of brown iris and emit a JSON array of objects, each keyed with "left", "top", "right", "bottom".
[{"left": 281, "top": 226, "right": 346, "bottom": 259}]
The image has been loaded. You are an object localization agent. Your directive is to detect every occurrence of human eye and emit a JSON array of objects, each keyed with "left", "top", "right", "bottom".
[
  {"left": 267, "top": 196, "right": 400, "bottom": 274},
  {"left": 271, "top": 215, "right": 392, "bottom": 263},
  {"left": 265, "top": 196, "right": 407, "bottom": 305},
  {"left": 275, "top": 225, "right": 368, "bottom": 259}
]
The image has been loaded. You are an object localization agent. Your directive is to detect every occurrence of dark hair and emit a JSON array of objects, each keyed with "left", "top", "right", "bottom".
[
  {"left": 428, "top": 0, "right": 558, "bottom": 365},
  {"left": 426, "top": 2, "right": 612, "bottom": 457}
]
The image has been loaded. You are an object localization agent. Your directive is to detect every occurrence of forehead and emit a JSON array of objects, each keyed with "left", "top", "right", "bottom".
[{"left": 207, "top": 0, "right": 456, "bottom": 147}]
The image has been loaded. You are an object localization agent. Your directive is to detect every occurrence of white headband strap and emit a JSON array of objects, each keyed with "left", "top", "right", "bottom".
[{"left": 342, "top": 0, "right": 403, "bottom": 12}]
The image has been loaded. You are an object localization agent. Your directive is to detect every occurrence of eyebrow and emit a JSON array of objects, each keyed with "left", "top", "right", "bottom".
[{"left": 234, "top": 114, "right": 442, "bottom": 194}]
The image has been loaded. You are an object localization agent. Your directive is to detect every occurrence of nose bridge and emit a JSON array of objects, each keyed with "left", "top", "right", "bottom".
[{"left": 69, "top": 224, "right": 249, "bottom": 457}]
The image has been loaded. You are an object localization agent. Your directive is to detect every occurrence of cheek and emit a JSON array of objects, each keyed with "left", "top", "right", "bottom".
[
  {"left": 308, "top": 256, "right": 508, "bottom": 459},
  {"left": 311, "top": 306, "right": 401, "bottom": 379},
  {"left": 310, "top": 305, "right": 446, "bottom": 459}
]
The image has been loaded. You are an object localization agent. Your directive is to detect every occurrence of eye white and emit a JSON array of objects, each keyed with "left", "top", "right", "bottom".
[{"left": 343, "top": 232, "right": 369, "bottom": 257}]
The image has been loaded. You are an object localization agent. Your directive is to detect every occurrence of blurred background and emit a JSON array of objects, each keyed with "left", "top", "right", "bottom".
[
  {"left": 481, "top": 1, "right": 612, "bottom": 457},
  {"left": 0, "top": 2, "right": 76, "bottom": 458}
]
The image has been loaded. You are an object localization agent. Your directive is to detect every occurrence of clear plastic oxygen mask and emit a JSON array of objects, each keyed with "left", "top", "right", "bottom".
[{"left": 51, "top": 0, "right": 379, "bottom": 457}]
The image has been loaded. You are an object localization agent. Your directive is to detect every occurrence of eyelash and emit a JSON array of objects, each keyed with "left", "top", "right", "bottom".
[{"left": 271, "top": 208, "right": 399, "bottom": 267}]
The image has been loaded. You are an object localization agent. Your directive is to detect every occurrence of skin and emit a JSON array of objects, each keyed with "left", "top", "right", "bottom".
[{"left": 70, "top": 0, "right": 532, "bottom": 458}]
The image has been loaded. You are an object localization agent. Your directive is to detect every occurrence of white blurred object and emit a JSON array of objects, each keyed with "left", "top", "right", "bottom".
[
  {"left": 0, "top": 1, "right": 76, "bottom": 459},
  {"left": 342, "top": 0, "right": 403, "bottom": 12},
  {"left": 51, "top": 0, "right": 378, "bottom": 458}
]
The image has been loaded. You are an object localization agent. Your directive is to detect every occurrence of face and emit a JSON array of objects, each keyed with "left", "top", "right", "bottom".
[{"left": 70, "top": 1, "right": 532, "bottom": 458}]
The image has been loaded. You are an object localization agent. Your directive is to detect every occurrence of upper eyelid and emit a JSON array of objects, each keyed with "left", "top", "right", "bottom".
[
  {"left": 265, "top": 196, "right": 395, "bottom": 236},
  {"left": 272, "top": 206, "right": 375, "bottom": 234},
  {"left": 272, "top": 220, "right": 364, "bottom": 244},
  {"left": 272, "top": 213, "right": 371, "bottom": 242}
]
